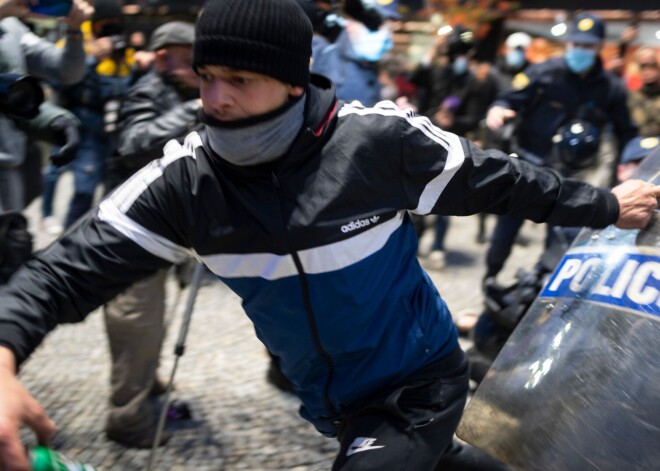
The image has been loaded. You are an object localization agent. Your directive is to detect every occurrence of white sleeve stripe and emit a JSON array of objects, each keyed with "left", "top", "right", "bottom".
[
  {"left": 98, "top": 199, "right": 191, "bottom": 264},
  {"left": 339, "top": 102, "right": 466, "bottom": 215},
  {"left": 184, "top": 132, "right": 204, "bottom": 155},
  {"left": 413, "top": 129, "right": 464, "bottom": 214},
  {"left": 202, "top": 252, "right": 298, "bottom": 280},
  {"left": 108, "top": 136, "right": 195, "bottom": 213}
]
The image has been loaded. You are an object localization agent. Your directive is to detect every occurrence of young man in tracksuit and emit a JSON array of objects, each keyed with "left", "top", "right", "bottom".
[{"left": 0, "top": 1, "right": 658, "bottom": 470}]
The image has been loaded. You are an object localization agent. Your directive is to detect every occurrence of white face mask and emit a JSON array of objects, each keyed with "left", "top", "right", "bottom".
[
  {"left": 204, "top": 94, "right": 307, "bottom": 166},
  {"left": 452, "top": 57, "right": 469, "bottom": 75},
  {"left": 347, "top": 21, "right": 393, "bottom": 62},
  {"left": 564, "top": 47, "right": 597, "bottom": 74},
  {"left": 505, "top": 49, "right": 526, "bottom": 69}
]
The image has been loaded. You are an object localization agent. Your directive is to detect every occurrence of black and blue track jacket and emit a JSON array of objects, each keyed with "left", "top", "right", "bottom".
[{"left": 0, "top": 75, "right": 619, "bottom": 435}]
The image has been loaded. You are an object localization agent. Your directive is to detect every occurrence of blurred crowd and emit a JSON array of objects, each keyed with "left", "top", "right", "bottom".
[{"left": 1, "top": 0, "right": 659, "bottom": 450}]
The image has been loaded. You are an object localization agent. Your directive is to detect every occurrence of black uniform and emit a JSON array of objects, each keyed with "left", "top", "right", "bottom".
[
  {"left": 492, "top": 56, "right": 636, "bottom": 164},
  {"left": 484, "top": 56, "right": 637, "bottom": 279}
]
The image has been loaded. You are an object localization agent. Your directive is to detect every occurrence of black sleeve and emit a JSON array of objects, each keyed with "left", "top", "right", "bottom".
[
  {"left": 0, "top": 150, "right": 198, "bottom": 366},
  {"left": 0, "top": 216, "right": 172, "bottom": 366},
  {"left": 434, "top": 139, "right": 619, "bottom": 227},
  {"left": 393, "top": 108, "right": 618, "bottom": 227}
]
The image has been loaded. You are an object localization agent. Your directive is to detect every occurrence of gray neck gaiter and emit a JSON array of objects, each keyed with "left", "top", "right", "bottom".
[{"left": 205, "top": 95, "right": 306, "bottom": 166}]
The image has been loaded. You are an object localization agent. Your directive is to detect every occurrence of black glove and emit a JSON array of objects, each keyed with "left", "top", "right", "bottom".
[{"left": 48, "top": 116, "right": 80, "bottom": 167}]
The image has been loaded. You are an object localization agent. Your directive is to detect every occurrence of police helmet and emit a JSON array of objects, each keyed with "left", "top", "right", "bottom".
[{"left": 552, "top": 119, "right": 600, "bottom": 170}]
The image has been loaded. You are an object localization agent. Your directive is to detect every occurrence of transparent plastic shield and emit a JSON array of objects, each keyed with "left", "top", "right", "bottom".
[{"left": 457, "top": 153, "right": 660, "bottom": 471}]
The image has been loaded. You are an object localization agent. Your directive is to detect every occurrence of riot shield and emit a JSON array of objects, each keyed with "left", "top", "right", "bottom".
[{"left": 457, "top": 153, "right": 660, "bottom": 471}]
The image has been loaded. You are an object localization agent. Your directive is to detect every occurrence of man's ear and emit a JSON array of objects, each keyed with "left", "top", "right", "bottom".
[
  {"left": 289, "top": 85, "right": 305, "bottom": 97},
  {"left": 153, "top": 49, "right": 168, "bottom": 73}
]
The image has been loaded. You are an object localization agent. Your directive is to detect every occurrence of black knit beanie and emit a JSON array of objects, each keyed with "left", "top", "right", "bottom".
[{"left": 193, "top": 0, "right": 313, "bottom": 88}]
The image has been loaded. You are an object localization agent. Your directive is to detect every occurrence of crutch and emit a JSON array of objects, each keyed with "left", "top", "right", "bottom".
[{"left": 146, "top": 262, "right": 206, "bottom": 471}]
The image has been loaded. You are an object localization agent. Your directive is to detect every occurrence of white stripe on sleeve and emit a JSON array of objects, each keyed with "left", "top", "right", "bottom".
[{"left": 338, "top": 101, "right": 465, "bottom": 215}]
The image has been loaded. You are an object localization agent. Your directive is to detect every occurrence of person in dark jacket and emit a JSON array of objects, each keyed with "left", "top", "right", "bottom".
[
  {"left": 106, "top": 21, "right": 201, "bottom": 189},
  {"left": 410, "top": 25, "right": 500, "bottom": 268},
  {"left": 483, "top": 12, "right": 639, "bottom": 283},
  {"left": 0, "top": 0, "right": 90, "bottom": 213},
  {"left": 491, "top": 32, "right": 532, "bottom": 94},
  {"left": 0, "top": 1, "right": 658, "bottom": 470},
  {"left": 42, "top": 0, "right": 135, "bottom": 230},
  {"left": 101, "top": 20, "right": 201, "bottom": 449},
  {"left": 474, "top": 31, "right": 532, "bottom": 246}
]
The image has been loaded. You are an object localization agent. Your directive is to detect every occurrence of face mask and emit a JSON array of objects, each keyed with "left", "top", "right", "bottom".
[
  {"left": 350, "top": 27, "right": 393, "bottom": 62},
  {"left": 204, "top": 94, "right": 306, "bottom": 167},
  {"left": 505, "top": 49, "right": 526, "bottom": 69},
  {"left": 565, "top": 47, "right": 597, "bottom": 74},
  {"left": 452, "top": 57, "right": 468, "bottom": 76}
]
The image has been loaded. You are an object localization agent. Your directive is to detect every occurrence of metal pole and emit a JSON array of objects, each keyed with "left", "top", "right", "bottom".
[{"left": 146, "top": 262, "right": 206, "bottom": 471}]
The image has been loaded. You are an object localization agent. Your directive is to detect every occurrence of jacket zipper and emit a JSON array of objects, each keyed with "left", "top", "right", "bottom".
[{"left": 271, "top": 172, "right": 338, "bottom": 417}]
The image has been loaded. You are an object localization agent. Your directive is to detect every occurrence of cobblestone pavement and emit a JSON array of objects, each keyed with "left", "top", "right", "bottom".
[{"left": 18, "top": 173, "right": 545, "bottom": 470}]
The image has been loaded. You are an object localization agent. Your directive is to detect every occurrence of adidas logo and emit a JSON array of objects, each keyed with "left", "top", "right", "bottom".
[{"left": 340, "top": 215, "right": 380, "bottom": 233}]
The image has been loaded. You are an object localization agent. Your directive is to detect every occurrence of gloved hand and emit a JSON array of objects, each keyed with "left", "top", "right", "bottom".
[{"left": 48, "top": 116, "right": 80, "bottom": 167}]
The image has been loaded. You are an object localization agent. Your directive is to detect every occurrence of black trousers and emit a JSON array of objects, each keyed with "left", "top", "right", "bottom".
[{"left": 332, "top": 348, "right": 511, "bottom": 471}]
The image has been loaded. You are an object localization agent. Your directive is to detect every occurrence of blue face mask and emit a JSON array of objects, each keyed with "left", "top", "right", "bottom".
[
  {"left": 565, "top": 47, "right": 597, "bottom": 74},
  {"left": 505, "top": 49, "right": 526, "bottom": 69},
  {"left": 351, "top": 28, "right": 393, "bottom": 62},
  {"left": 452, "top": 57, "right": 468, "bottom": 76}
]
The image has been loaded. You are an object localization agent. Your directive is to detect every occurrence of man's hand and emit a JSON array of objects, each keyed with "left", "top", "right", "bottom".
[
  {"left": 0, "top": 347, "right": 56, "bottom": 471},
  {"left": 433, "top": 108, "right": 454, "bottom": 129},
  {"left": 64, "top": 0, "right": 93, "bottom": 31},
  {"left": 48, "top": 116, "right": 80, "bottom": 167},
  {"left": 611, "top": 179, "right": 660, "bottom": 229},
  {"left": 89, "top": 36, "right": 114, "bottom": 61},
  {"left": 486, "top": 106, "right": 516, "bottom": 131},
  {"left": 133, "top": 50, "right": 155, "bottom": 71}
]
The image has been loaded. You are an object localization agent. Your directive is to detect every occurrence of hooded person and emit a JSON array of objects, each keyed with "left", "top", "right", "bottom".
[{"left": 0, "top": 1, "right": 659, "bottom": 470}]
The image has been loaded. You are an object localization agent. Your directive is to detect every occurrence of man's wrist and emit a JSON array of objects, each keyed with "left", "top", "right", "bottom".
[
  {"left": 0, "top": 345, "right": 17, "bottom": 374},
  {"left": 66, "top": 27, "right": 83, "bottom": 39}
]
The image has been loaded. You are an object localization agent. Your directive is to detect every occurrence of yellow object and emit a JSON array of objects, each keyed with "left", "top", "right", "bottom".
[
  {"left": 578, "top": 18, "right": 594, "bottom": 32},
  {"left": 511, "top": 73, "right": 530, "bottom": 91}
]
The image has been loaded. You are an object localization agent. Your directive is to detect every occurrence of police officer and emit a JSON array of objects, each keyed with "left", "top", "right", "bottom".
[
  {"left": 483, "top": 12, "right": 638, "bottom": 282},
  {"left": 492, "top": 32, "right": 532, "bottom": 94}
]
